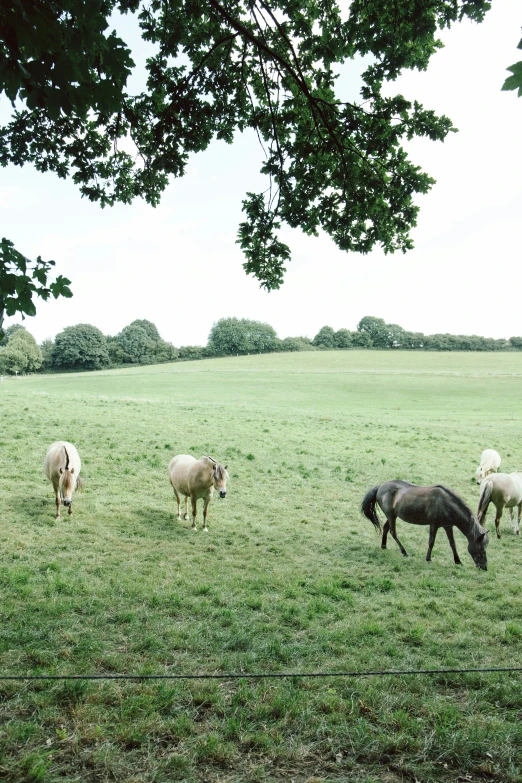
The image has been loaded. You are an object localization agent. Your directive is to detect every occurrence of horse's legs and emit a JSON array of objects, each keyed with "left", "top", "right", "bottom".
[
  {"left": 68, "top": 500, "right": 73, "bottom": 516},
  {"left": 173, "top": 488, "right": 181, "bottom": 520},
  {"left": 191, "top": 495, "right": 198, "bottom": 531},
  {"left": 495, "top": 503, "right": 504, "bottom": 539},
  {"left": 387, "top": 515, "right": 408, "bottom": 557},
  {"left": 202, "top": 497, "right": 210, "bottom": 532},
  {"left": 53, "top": 483, "right": 61, "bottom": 519},
  {"left": 443, "top": 527, "right": 462, "bottom": 565},
  {"left": 515, "top": 502, "right": 521, "bottom": 535},
  {"left": 426, "top": 524, "right": 438, "bottom": 562},
  {"left": 381, "top": 521, "right": 390, "bottom": 549},
  {"left": 184, "top": 496, "right": 190, "bottom": 521}
]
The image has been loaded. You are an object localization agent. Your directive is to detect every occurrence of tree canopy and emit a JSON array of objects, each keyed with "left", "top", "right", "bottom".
[
  {"left": 209, "top": 317, "right": 278, "bottom": 354},
  {"left": 128, "top": 320, "right": 162, "bottom": 342},
  {"left": 1, "top": 0, "right": 494, "bottom": 320},
  {"left": 116, "top": 323, "right": 155, "bottom": 363},
  {"left": 312, "top": 325, "right": 336, "bottom": 349},
  {"left": 0, "top": 326, "right": 42, "bottom": 374},
  {"left": 0, "top": 322, "right": 25, "bottom": 346},
  {"left": 51, "top": 324, "right": 110, "bottom": 370},
  {"left": 113, "top": 319, "right": 178, "bottom": 363}
]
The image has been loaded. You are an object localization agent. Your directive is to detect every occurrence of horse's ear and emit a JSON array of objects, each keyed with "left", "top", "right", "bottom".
[
  {"left": 59, "top": 468, "right": 63, "bottom": 474},
  {"left": 477, "top": 532, "right": 487, "bottom": 542},
  {"left": 224, "top": 465, "right": 228, "bottom": 471},
  {"left": 70, "top": 468, "right": 75, "bottom": 474}
]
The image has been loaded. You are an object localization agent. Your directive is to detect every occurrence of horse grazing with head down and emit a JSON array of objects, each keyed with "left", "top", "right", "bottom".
[
  {"left": 44, "top": 441, "right": 83, "bottom": 519},
  {"left": 361, "top": 480, "right": 488, "bottom": 569},
  {"left": 477, "top": 471, "right": 522, "bottom": 538},
  {"left": 475, "top": 449, "right": 501, "bottom": 484},
  {"left": 168, "top": 455, "right": 228, "bottom": 531}
]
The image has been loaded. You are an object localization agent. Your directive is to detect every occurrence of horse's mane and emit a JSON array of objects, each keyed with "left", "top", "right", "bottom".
[
  {"left": 206, "top": 456, "right": 228, "bottom": 478},
  {"left": 435, "top": 485, "right": 474, "bottom": 518}
]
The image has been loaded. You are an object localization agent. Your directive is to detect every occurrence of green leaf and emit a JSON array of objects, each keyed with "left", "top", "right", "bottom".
[
  {"left": 502, "top": 64, "right": 522, "bottom": 97},
  {"left": 0, "top": 238, "right": 73, "bottom": 327}
]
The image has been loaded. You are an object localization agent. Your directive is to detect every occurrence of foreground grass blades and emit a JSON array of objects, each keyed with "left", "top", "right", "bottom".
[{"left": 1, "top": 351, "right": 522, "bottom": 782}]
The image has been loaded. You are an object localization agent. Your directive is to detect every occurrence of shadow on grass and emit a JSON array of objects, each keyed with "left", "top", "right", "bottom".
[
  {"left": 7, "top": 493, "right": 56, "bottom": 525},
  {"left": 129, "top": 505, "right": 193, "bottom": 538}
]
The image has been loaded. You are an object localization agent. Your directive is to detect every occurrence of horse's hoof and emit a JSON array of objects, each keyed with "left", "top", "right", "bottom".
[
  {"left": 426, "top": 557, "right": 431, "bottom": 562},
  {"left": 202, "top": 528, "right": 208, "bottom": 533},
  {"left": 381, "top": 546, "right": 387, "bottom": 550},
  {"left": 455, "top": 561, "right": 462, "bottom": 566},
  {"left": 184, "top": 515, "right": 190, "bottom": 521},
  {"left": 192, "top": 527, "right": 197, "bottom": 532}
]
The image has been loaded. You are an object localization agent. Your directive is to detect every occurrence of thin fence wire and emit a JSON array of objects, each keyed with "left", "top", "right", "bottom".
[{"left": 1, "top": 666, "right": 522, "bottom": 682}]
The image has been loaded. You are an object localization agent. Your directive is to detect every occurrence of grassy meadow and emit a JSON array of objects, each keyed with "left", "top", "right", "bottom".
[{"left": 1, "top": 350, "right": 522, "bottom": 782}]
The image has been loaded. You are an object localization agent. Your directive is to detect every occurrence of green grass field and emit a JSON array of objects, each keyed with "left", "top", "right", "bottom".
[{"left": 1, "top": 350, "right": 522, "bottom": 782}]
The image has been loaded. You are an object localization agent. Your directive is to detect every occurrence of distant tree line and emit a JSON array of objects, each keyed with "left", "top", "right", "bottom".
[
  {"left": 310, "top": 317, "right": 520, "bottom": 352},
  {"left": 1, "top": 315, "right": 522, "bottom": 375},
  {"left": 0, "top": 320, "right": 180, "bottom": 374}
]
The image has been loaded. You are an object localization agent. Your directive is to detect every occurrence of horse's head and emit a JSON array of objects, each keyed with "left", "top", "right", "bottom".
[
  {"left": 59, "top": 447, "right": 77, "bottom": 507},
  {"left": 475, "top": 466, "right": 483, "bottom": 484},
  {"left": 212, "top": 463, "right": 228, "bottom": 499},
  {"left": 468, "top": 519, "right": 488, "bottom": 570}
]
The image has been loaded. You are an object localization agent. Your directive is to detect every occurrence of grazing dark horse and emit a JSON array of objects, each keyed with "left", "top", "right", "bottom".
[{"left": 361, "top": 480, "right": 488, "bottom": 569}]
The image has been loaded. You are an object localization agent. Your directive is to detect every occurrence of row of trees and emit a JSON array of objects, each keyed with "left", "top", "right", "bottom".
[
  {"left": 2, "top": 315, "right": 522, "bottom": 375},
  {"left": 0, "top": 320, "right": 180, "bottom": 374},
  {"left": 311, "top": 317, "right": 520, "bottom": 352},
  {"left": 206, "top": 317, "right": 522, "bottom": 355},
  {"left": 44, "top": 321, "right": 179, "bottom": 371}
]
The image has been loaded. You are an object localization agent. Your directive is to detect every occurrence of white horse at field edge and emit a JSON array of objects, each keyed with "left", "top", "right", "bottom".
[
  {"left": 475, "top": 449, "right": 501, "bottom": 484},
  {"left": 168, "top": 455, "right": 228, "bottom": 531},
  {"left": 44, "top": 441, "right": 83, "bottom": 519}
]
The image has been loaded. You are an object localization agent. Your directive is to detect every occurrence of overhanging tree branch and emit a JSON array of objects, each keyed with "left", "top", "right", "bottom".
[{"left": 0, "top": 0, "right": 494, "bottom": 299}]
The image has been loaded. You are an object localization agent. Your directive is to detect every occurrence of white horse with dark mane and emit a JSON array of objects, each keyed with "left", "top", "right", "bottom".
[
  {"left": 44, "top": 441, "right": 83, "bottom": 519},
  {"left": 477, "top": 471, "right": 522, "bottom": 538},
  {"left": 168, "top": 455, "right": 228, "bottom": 531},
  {"left": 475, "top": 449, "right": 501, "bottom": 484}
]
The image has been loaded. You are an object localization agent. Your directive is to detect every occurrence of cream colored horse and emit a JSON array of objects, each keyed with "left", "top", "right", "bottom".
[
  {"left": 168, "top": 455, "right": 228, "bottom": 531},
  {"left": 475, "top": 449, "right": 501, "bottom": 484},
  {"left": 477, "top": 471, "right": 522, "bottom": 538},
  {"left": 44, "top": 441, "right": 83, "bottom": 519}
]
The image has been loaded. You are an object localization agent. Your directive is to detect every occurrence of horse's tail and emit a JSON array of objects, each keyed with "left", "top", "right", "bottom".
[
  {"left": 361, "top": 485, "right": 382, "bottom": 532},
  {"left": 477, "top": 480, "right": 493, "bottom": 524}
]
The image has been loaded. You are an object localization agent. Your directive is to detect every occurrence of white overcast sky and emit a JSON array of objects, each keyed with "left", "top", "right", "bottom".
[{"left": 1, "top": 1, "right": 521, "bottom": 345}]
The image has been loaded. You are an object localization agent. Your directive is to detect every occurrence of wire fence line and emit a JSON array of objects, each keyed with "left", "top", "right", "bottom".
[{"left": 1, "top": 666, "right": 522, "bottom": 682}]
